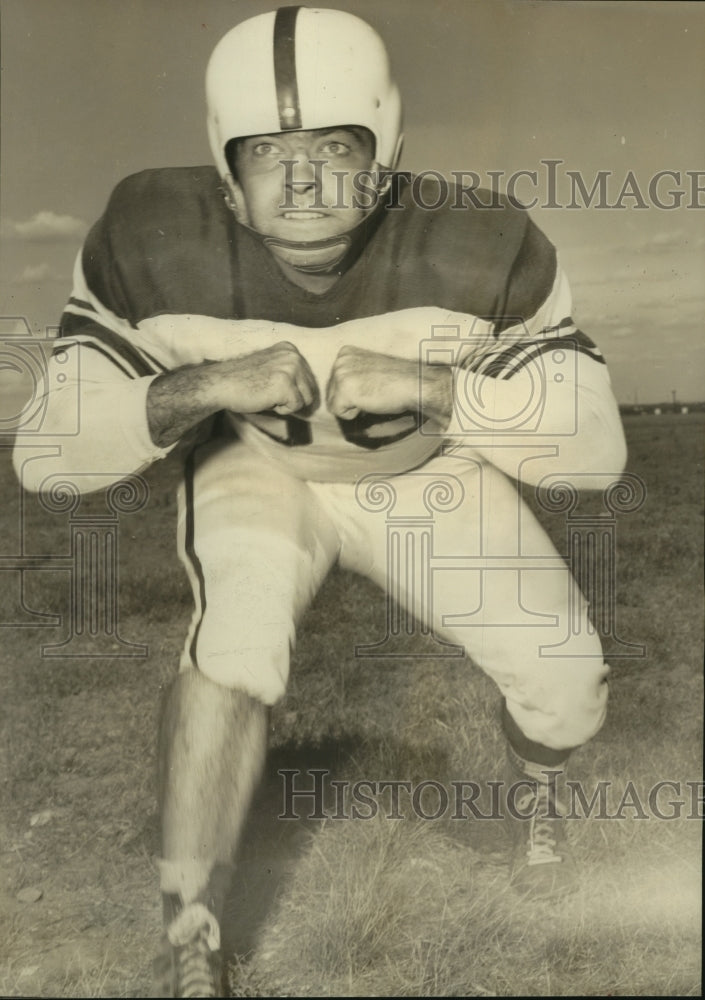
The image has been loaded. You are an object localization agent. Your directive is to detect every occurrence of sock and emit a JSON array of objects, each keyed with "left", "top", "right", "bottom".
[
  {"left": 159, "top": 859, "right": 234, "bottom": 930},
  {"left": 501, "top": 700, "right": 573, "bottom": 773}
]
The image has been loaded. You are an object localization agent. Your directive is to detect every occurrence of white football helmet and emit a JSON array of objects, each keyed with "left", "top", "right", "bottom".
[{"left": 206, "top": 6, "right": 404, "bottom": 183}]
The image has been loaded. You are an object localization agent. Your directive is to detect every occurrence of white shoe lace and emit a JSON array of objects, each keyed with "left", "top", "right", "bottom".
[
  {"left": 516, "top": 788, "right": 564, "bottom": 867},
  {"left": 177, "top": 927, "right": 218, "bottom": 998},
  {"left": 167, "top": 903, "right": 221, "bottom": 998}
]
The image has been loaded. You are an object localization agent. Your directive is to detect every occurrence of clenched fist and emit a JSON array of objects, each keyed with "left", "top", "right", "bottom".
[
  {"left": 215, "top": 341, "right": 318, "bottom": 415},
  {"left": 147, "top": 341, "right": 319, "bottom": 448},
  {"left": 326, "top": 345, "right": 452, "bottom": 423}
]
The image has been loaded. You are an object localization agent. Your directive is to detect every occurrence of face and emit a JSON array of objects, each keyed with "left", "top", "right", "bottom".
[{"left": 232, "top": 126, "right": 376, "bottom": 241}]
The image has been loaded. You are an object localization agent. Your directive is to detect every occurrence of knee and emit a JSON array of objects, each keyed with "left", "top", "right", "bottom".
[
  {"left": 524, "top": 664, "right": 609, "bottom": 751},
  {"left": 186, "top": 634, "right": 291, "bottom": 706},
  {"left": 188, "top": 564, "right": 298, "bottom": 705},
  {"left": 498, "top": 651, "right": 610, "bottom": 752},
  {"left": 543, "top": 678, "right": 609, "bottom": 750}
]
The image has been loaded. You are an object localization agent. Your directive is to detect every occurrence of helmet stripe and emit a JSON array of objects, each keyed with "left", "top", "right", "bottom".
[{"left": 273, "top": 6, "right": 302, "bottom": 130}]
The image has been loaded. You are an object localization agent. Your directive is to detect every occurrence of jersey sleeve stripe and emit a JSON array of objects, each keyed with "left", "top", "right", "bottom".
[
  {"left": 61, "top": 340, "right": 142, "bottom": 381},
  {"left": 183, "top": 444, "right": 207, "bottom": 671},
  {"left": 500, "top": 338, "right": 605, "bottom": 380},
  {"left": 59, "top": 311, "right": 162, "bottom": 378},
  {"left": 472, "top": 328, "right": 605, "bottom": 380},
  {"left": 547, "top": 316, "right": 577, "bottom": 333},
  {"left": 68, "top": 295, "right": 97, "bottom": 313}
]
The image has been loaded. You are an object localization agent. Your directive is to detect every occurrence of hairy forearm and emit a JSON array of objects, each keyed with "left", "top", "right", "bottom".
[
  {"left": 147, "top": 357, "right": 453, "bottom": 445},
  {"left": 147, "top": 340, "right": 317, "bottom": 447},
  {"left": 147, "top": 362, "right": 223, "bottom": 448}
]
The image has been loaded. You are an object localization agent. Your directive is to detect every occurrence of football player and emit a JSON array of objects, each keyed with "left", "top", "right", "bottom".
[{"left": 14, "top": 7, "right": 627, "bottom": 996}]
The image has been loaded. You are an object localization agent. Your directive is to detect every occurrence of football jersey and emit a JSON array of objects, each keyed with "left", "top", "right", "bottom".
[{"left": 58, "top": 167, "right": 605, "bottom": 481}]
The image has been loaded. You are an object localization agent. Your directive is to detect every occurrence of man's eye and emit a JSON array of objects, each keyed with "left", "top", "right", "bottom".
[
  {"left": 252, "top": 143, "right": 276, "bottom": 156},
  {"left": 321, "top": 141, "right": 350, "bottom": 156}
]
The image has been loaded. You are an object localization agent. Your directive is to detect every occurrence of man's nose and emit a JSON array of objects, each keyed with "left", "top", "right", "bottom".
[{"left": 284, "top": 156, "right": 325, "bottom": 193}]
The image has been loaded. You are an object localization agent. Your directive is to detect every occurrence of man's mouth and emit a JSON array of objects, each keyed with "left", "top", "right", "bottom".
[{"left": 282, "top": 211, "right": 328, "bottom": 220}]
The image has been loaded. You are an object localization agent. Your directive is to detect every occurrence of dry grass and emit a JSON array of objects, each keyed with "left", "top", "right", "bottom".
[{"left": 1, "top": 414, "right": 702, "bottom": 996}]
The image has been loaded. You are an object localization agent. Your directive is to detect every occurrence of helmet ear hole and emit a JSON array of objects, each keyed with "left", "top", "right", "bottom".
[
  {"left": 390, "top": 134, "right": 404, "bottom": 173},
  {"left": 224, "top": 138, "right": 239, "bottom": 180},
  {"left": 221, "top": 174, "right": 250, "bottom": 225}
]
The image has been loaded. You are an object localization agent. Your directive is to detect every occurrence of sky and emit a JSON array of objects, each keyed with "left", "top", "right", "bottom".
[{"left": 1, "top": 0, "right": 704, "bottom": 403}]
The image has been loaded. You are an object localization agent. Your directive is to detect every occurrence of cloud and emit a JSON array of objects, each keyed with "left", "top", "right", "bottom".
[
  {"left": 573, "top": 229, "right": 696, "bottom": 259},
  {"left": 634, "top": 229, "right": 701, "bottom": 255},
  {"left": 11, "top": 210, "right": 88, "bottom": 242},
  {"left": 572, "top": 256, "right": 696, "bottom": 300},
  {"left": 13, "top": 262, "right": 62, "bottom": 285},
  {"left": 639, "top": 288, "right": 704, "bottom": 310},
  {"left": 611, "top": 264, "right": 676, "bottom": 285}
]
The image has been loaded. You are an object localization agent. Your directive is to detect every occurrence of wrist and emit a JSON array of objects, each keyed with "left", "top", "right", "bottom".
[
  {"left": 420, "top": 364, "right": 453, "bottom": 425},
  {"left": 191, "top": 359, "right": 227, "bottom": 411}
]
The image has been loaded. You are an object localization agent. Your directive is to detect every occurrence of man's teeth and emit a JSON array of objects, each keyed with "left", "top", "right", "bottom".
[{"left": 283, "top": 211, "right": 325, "bottom": 219}]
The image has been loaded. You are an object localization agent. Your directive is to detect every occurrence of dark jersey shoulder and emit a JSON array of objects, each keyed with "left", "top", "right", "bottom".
[
  {"left": 82, "top": 166, "right": 239, "bottom": 325},
  {"left": 366, "top": 176, "right": 555, "bottom": 322},
  {"left": 229, "top": 176, "right": 557, "bottom": 329},
  {"left": 81, "top": 167, "right": 557, "bottom": 331}
]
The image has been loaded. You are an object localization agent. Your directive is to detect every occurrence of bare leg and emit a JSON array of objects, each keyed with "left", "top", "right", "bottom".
[{"left": 158, "top": 668, "right": 268, "bottom": 906}]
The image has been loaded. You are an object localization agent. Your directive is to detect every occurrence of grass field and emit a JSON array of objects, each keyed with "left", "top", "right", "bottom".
[{"left": 1, "top": 413, "right": 702, "bottom": 997}]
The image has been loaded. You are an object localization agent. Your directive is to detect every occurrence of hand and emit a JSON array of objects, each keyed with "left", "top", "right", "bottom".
[
  {"left": 326, "top": 345, "right": 452, "bottom": 424},
  {"left": 215, "top": 341, "right": 318, "bottom": 415},
  {"left": 147, "top": 341, "right": 318, "bottom": 448},
  {"left": 325, "top": 346, "right": 420, "bottom": 420}
]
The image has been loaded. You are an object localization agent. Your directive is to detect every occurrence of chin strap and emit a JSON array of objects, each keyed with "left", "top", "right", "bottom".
[
  {"left": 264, "top": 200, "right": 387, "bottom": 275},
  {"left": 261, "top": 233, "right": 352, "bottom": 273},
  {"left": 219, "top": 174, "right": 390, "bottom": 276}
]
